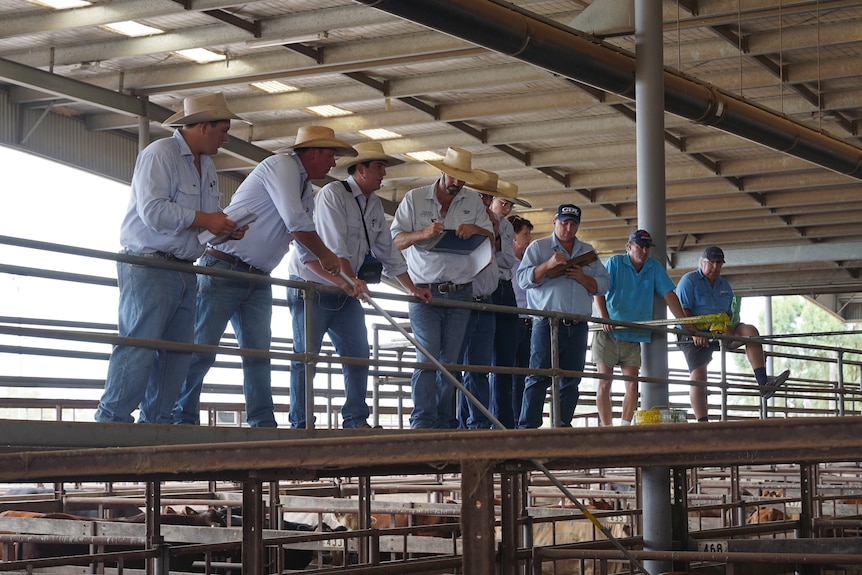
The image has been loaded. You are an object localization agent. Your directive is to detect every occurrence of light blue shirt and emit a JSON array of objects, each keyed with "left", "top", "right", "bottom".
[
  {"left": 390, "top": 180, "right": 493, "bottom": 285},
  {"left": 288, "top": 176, "right": 409, "bottom": 285},
  {"left": 472, "top": 258, "right": 500, "bottom": 297},
  {"left": 119, "top": 129, "right": 220, "bottom": 261},
  {"left": 517, "top": 234, "right": 609, "bottom": 317},
  {"left": 495, "top": 216, "right": 518, "bottom": 281},
  {"left": 217, "top": 153, "right": 316, "bottom": 274},
  {"left": 512, "top": 258, "right": 529, "bottom": 313},
  {"left": 604, "top": 254, "right": 676, "bottom": 342},
  {"left": 676, "top": 268, "right": 734, "bottom": 316}
]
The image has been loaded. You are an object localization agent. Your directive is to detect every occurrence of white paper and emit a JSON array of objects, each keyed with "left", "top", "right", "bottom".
[{"left": 198, "top": 205, "right": 258, "bottom": 246}]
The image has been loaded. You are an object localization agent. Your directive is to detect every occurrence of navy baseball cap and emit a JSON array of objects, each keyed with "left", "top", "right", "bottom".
[
  {"left": 555, "top": 204, "right": 581, "bottom": 222},
  {"left": 701, "top": 245, "right": 725, "bottom": 263},
  {"left": 629, "top": 229, "right": 654, "bottom": 247}
]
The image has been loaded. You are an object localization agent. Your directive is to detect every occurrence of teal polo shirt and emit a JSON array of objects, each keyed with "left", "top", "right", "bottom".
[{"left": 605, "top": 254, "right": 676, "bottom": 342}]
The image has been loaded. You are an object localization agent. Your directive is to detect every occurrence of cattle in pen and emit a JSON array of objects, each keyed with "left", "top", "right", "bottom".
[
  {"left": 496, "top": 508, "right": 632, "bottom": 575},
  {"left": 0, "top": 508, "right": 318, "bottom": 571}
]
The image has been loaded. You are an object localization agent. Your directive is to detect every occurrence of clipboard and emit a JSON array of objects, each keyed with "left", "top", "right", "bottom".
[
  {"left": 428, "top": 229, "right": 488, "bottom": 255},
  {"left": 546, "top": 250, "right": 599, "bottom": 279}
]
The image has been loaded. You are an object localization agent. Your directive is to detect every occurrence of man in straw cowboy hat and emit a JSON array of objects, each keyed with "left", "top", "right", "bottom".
[
  {"left": 286, "top": 142, "right": 432, "bottom": 429},
  {"left": 97, "top": 92, "right": 250, "bottom": 424},
  {"left": 516, "top": 204, "right": 609, "bottom": 428},
  {"left": 172, "top": 125, "right": 354, "bottom": 428},
  {"left": 390, "top": 147, "right": 494, "bottom": 429}
]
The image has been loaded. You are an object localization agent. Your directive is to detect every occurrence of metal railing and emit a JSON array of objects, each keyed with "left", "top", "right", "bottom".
[{"left": 2, "top": 234, "right": 862, "bottom": 429}]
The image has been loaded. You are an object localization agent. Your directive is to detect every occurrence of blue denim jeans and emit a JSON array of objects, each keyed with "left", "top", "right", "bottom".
[
  {"left": 457, "top": 300, "right": 495, "bottom": 429},
  {"left": 517, "top": 319, "right": 588, "bottom": 429},
  {"left": 287, "top": 280, "right": 370, "bottom": 429},
  {"left": 96, "top": 261, "right": 197, "bottom": 423},
  {"left": 490, "top": 279, "right": 517, "bottom": 429},
  {"left": 173, "top": 255, "right": 276, "bottom": 427},
  {"left": 512, "top": 317, "right": 532, "bottom": 419},
  {"left": 408, "top": 285, "right": 472, "bottom": 429}
]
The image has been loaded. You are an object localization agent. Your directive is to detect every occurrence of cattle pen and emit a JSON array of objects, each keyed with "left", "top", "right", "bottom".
[{"left": 3, "top": 419, "right": 862, "bottom": 574}]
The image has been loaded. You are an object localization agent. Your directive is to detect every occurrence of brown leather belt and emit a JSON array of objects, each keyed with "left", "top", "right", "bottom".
[
  {"left": 127, "top": 250, "right": 194, "bottom": 265},
  {"left": 416, "top": 281, "right": 472, "bottom": 294},
  {"left": 205, "top": 248, "right": 267, "bottom": 275}
]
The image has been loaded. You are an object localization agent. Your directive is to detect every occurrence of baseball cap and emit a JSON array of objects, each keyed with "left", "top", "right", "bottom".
[
  {"left": 628, "top": 229, "right": 654, "bottom": 247},
  {"left": 555, "top": 204, "right": 581, "bottom": 222},
  {"left": 701, "top": 245, "right": 725, "bottom": 263}
]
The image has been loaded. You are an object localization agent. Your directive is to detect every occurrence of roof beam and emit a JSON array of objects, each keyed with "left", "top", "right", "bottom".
[{"left": 0, "top": 57, "right": 269, "bottom": 165}]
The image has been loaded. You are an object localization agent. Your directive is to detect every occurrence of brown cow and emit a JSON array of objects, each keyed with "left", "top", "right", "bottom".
[
  {"left": 746, "top": 507, "right": 786, "bottom": 523},
  {"left": 370, "top": 511, "right": 459, "bottom": 538}
]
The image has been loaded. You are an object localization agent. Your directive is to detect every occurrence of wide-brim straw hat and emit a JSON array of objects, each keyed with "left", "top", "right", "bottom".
[
  {"left": 275, "top": 125, "right": 357, "bottom": 157},
  {"left": 468, "top": 170, "right": 502, "bottom": 195},
  {"left": 163, "top": 92, "right": 248, "bottom": 126},
  {"left": 498, "top": 181, "right": 532, "bottom": 208},
  {"left": 336, "top": 141, "right": 405, "bottom": 171},
  {"left": 426, "top": 147, "right": 488, "bottom": 185}
]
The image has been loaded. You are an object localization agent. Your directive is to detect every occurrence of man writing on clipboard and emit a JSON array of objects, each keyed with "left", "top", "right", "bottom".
[
  {"left": 391, "top": 147, "right": 494, "bottom": 429},
  {"left": 516, "top": 204, "right": 609, "bottom": 428}
]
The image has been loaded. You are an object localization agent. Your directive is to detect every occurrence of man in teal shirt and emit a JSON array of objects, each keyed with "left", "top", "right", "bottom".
[{"left": 593, "top": 230, "right": 689, "bottom": 426}]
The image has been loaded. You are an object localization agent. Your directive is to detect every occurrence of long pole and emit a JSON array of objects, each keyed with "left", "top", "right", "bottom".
[{"left": 342, "top": 273, "right": 650, "bottom": 574}]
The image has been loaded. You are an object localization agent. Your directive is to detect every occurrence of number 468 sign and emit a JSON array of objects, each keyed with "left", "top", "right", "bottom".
[{"left": 698, "top": 540, "right": 728, "bottom": 553}]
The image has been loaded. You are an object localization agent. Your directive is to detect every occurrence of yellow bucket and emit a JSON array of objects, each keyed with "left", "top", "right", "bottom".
[{"left": 635, "top": 407, "right": 687, "bottom": 425}]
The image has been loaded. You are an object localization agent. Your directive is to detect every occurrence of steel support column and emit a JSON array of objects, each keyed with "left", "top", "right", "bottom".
[
  {"left": 500, "top": 469, "right": 524, "bottom": 575},
  {"left": 138, "top": 102, "right": 149, "bottom": 153},
  {"left": 636, "top": 0, "right": 672, "bottom": 572},
  {"left": 799, "top": 463, "right": 819, "bottom": 575},
  {"left": 243, "top": 477, "right": 264, "bottom": 575},
  {"left": 461, "top": 460, "right": 496, "bottom": 574},
  {"left": 671, "top": 467, "right": 690, "bottom": 573},
  {"left": 145, "top": 481, "right": 162, "bottom": 575},
  {"left": 358, "top": 475, "right": 373, "bottom": 564}
]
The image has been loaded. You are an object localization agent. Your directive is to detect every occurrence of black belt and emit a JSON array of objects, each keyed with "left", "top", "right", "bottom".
[
  {"left": 416, "top": 281, "right": 471, "bottom": 294},
  {"left": 561, "top": 318, "right": 581, "bottom": 327},
  {"left": 128, "top": 250, "right": 195, "bottom": 265},
  {"left": 205, "top": 248, "right": 267, "bottom": 275}
]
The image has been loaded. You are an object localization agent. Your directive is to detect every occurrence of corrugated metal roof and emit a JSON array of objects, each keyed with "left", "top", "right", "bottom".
[{"left": 1, "top": 0, "right": 862, "bottom": 310}]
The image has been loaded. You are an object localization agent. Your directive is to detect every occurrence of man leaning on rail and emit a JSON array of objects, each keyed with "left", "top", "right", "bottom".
[
  {"left": 676, "top": 245, "right": 790, "bottom": 422},
  {"left": 171, "top": 126, "right": 352, "bottom": 428},
  {"left": 96, "top": 93, "right": 249, "bottom": 424},
  {"left": 285, "top": 142, "right": 431, "bottom": 429}
]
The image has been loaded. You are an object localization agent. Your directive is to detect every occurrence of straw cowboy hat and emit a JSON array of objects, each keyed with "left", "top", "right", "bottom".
[
  {"left": 426, "top": 147, "right": 488, "bottom": 185},
  {"left": 470, "top": 173, "right": 532, "bottom": 207},
  {"left": 275, "top": 125, "right": 357, "bottom": 157},
  {"left": 497, "top": 180, "right": 532, "bottom": 208},
  {"left": 162, "top": 92, "right": 247, "bottom": 126},
  {"left": 336, "top": 141, "right": 405, "bottom": 171},
  {"left": 468, "top": 170, "right": 502, "bottom": 195}
]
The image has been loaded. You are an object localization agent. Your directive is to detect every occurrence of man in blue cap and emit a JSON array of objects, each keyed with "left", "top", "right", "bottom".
[
  {"left": 593, "top": 229, "right": 691, "bottom": 426},
  {"left": 676, "top": 245, "right": 790, "bottom": 422},
  {"left": 516, "top": 204, "right": 609, "bottom": 428}
]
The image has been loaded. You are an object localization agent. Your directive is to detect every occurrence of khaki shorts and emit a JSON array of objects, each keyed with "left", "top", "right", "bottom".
[{"left": 591, "top": 330, "right": 642, "bottom": 368}]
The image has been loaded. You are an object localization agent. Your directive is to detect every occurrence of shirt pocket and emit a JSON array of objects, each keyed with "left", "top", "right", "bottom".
[{"left": 173, "top": 183, "right": 203, "bottom": 209}]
